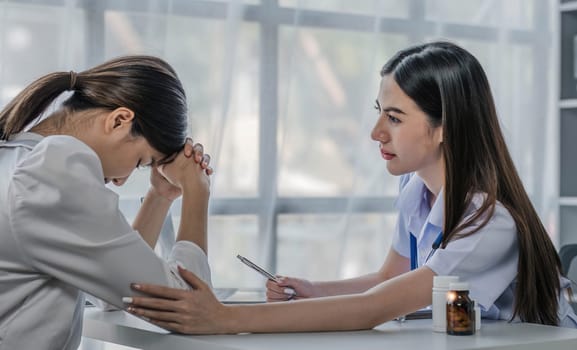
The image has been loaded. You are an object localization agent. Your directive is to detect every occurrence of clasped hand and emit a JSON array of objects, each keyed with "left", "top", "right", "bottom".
[{"left": 150, "top": 138, "right": 213, "bottom": 201}]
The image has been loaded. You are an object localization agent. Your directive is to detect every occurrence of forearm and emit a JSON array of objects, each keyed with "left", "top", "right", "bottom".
[
  {"left": 311, "top": 272, "right": 385, "bottom": 297},
  {"left": 227, "top": 293, "right": 382, "bottom": 333},
  {"left": 132, "top": 189, "right": 173, "bottom": 248},
  {"left": 225, "top": 268, "right": 433, "bottom": 334},
  {"left": 176, "top": 184, "right": 209, "bottom": 253}
]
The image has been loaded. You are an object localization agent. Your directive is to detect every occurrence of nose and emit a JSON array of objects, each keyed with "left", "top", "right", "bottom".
[
  {"left": 370, "top": 116, "right": 389, "bottom": 143},
  {"left": 112, "top": 177, "right": 129, "bottom": 186}
]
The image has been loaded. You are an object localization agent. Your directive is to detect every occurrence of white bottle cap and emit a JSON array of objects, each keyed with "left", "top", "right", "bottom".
[
  {"left": 473, "top": 300, "right": 481, "bottom": 331},
  {"left": 433, "top": 275, "right": 459, "bottom": 289},
  {"left": 449, "top": 282, "right": 469, "bottom": 291}
]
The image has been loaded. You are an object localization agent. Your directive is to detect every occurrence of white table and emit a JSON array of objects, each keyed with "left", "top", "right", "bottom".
[{"left": 82, "top": 308, "right": 577, "bottom": 350}]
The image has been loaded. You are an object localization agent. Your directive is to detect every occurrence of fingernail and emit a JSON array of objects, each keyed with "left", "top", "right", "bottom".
[
  {"left": 131, "top": 283, "right": 142, "bottom": 290},
  {"left": 122, "top": 297, "right": 133, "bottom": 303},
  {"left": 141, "top": 316, "right": 151, "bottom": 322},
  {"left": 202, "top": 161, "right": 208, "bottom": 168},
  {"left": 178, "top": 264, "right": 187, "bottom": 271},
  {"left": 284, "top": 288, "right": 296, "bottom": 295}
]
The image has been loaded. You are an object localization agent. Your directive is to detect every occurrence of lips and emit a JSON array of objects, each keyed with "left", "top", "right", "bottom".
[{"left": 380, "top": 149, "right": 396, "bottom": 160}]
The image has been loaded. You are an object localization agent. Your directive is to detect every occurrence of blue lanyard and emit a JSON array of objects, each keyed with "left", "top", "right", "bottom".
[{"left": 410, "top": 231, "right": 443, "bottom": 270}]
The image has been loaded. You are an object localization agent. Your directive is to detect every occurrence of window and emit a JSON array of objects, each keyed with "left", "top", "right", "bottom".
[{"left": 0, "top": 0, "right": 554, "bottom": 287}]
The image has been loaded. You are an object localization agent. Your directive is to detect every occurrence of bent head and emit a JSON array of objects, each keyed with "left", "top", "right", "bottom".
[
  {"left": 372, "top": 41, "right": 501, "bottom": 184},
  {"left": 0, "top": 55, "right": 188, "bottom": 184}
]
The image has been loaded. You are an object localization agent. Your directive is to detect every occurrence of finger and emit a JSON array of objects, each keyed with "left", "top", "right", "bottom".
[
  {"left": 201, "top": 153, "right": 211, "bottom": 169},
  {"left": 266, "top": 294, "right": 290, "bottom": 302},
  {"left": 127, "top": 306, "right": 179, "bottom": 323},
  {"left": 125, "top": 296, "right": 180, "bottom": 312},
  {"left": 205, "top": 167, "right": 214, "bottom": 176},
  {"left": 183, "top": 140, "right": 194, "bottom": 158},
  {"left": 275, "top": 277, "right": 296, "bottom": 288},
  {"left": 131, "top": 283, "right": 187, "bottom": 300},
  {"left": 177, "top": 266, "right": 206, "bottom": 291},
  {"left": 265, "top": 283, "right": 286, "bottom": 295},
  {"left": 266, "top": 288, "right": 290, "bottom": 301},
  {"left": 193, "top": 143, "right": 204, "bottom": 163}
]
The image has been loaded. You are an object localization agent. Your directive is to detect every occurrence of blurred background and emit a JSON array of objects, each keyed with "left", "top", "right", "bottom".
[{"left": 0, "top": 0, "right": 559, "bottom": 291}]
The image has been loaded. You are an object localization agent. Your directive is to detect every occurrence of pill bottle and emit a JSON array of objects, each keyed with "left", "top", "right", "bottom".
[
  {"left": 473, "top": 301, "right": 481, "bottom": 331},
  {"left": 432, "top": 276, "right": 459, "bottom": 332},
  {"left": 446, "top": 282, "right": 475, "bottom": 335}
]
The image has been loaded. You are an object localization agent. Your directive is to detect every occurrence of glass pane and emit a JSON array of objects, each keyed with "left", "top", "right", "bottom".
[
  {"left": 278, "top": 26, "right": 408, "bottom": 197},
  {"left": 425, "top": 0, "right": 534, "bottom": 30},
  {"left": 207, "top": 215, "right": 260, "bottom": 288},
  {"left": 0, "top": 2, "right": 85, "bottom": 107},
  {"left": 104, "top": 10, "right": 259, "bottom": 198},
  {"left": 280, "top": 0, "right": 409, "bottom": 18},
  {"left": 277, "top": 213, "right": 397, "bottom": 280}
]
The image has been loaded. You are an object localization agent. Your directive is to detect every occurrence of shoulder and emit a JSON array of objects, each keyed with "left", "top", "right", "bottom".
[
  {"left": 449, "top": 194, "right": 518, "bottom": 257},
  {"left": 13, "top": 135, "right": 103, "bottom": 186},
  {"left": 8, "top": 135, "right": 128, "bottom": 245},
  {"left": 9, "top": 135, "right": 107, "bottom": 215},
  {"left": 467, "top": 194, "right": 516, "bottom": 234}
]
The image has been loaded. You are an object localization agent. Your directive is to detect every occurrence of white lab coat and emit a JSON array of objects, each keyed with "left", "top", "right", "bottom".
[
  {"left": 392, "top": 173, "right": 577, "bottom": 327},
  {"left": 0, "top": 132, "right": 212, "bottom": 350}
]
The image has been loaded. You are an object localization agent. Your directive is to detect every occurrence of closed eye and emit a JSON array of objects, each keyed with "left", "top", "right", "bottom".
[
  {"left": 136, "top": 159, "right": 154, "bottom": 169},
  {"left": 387, "top": 114, "right": 401, "bottom": 124}
]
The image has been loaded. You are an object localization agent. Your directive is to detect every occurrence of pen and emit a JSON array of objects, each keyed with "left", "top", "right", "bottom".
[{"left": 236, "top": 254, "right": 297, "bottom": 298}]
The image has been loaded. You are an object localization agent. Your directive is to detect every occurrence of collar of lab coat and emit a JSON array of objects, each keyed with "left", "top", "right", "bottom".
[
  {"left": 9, "top": 131, "right": 44, "bottom": 143},
  {"left": 395, "top": 173, "right": 444, "bottom": 239}
]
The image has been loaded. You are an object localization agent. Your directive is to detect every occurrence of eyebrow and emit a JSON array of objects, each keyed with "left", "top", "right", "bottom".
[
  {"left": 383, "top": 107, "right": 406, "bottom": 115},
  {"left": 375, "top": 100, "right": 406, "bottom": 115}
]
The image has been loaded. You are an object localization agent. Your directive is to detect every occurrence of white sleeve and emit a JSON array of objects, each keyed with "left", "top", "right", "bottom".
[
  {"left": 7, "top": 136, "right": 211, "bottom": 310},
  {"left": 425, "top": 202, "right": 518, "bottom": 309}
]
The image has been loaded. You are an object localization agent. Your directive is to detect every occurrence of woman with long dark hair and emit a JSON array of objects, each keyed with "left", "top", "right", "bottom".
[
  {"left": 0, "top": 56, "right": 213, "bottom": 349},
  {"left": 125, "top": 42, "right": 577, "bottom": 333}
]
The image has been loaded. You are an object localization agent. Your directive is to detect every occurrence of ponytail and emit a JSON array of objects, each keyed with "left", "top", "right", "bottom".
[
  {"left": 0, "top": 72, "right": 74, "bottom": 140},
  {"left": 0, "top": 56, "right": 188, "bottom": 156}
]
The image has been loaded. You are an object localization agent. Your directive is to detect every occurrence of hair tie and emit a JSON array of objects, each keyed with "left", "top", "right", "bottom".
[{"left": 69, "top": 71, "right": 77, "bottom": 91}]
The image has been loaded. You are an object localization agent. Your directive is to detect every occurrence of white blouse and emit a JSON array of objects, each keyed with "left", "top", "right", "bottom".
[
  {"left": 0, "top": 132, "right": 212, "bottom": 350},
  {"left": 392, "top": 173, "right": 577, "bottom": 328}
]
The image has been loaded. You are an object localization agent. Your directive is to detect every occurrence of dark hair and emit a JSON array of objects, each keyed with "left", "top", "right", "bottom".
[
  {"left": 381, "top": 42, "right": 562, "bottom": 326},
  {"left": 0, "top": 55, "right": 188, "bottom": 158}
]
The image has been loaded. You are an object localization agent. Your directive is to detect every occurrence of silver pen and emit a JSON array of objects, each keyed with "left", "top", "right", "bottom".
[{"left": 236, "top": 254, "right": 296, "bottom": 297}]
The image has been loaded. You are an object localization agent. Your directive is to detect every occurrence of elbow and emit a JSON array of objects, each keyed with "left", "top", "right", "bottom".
[{"left": 355, "top": 292, "right": 391, "bottom": 330}]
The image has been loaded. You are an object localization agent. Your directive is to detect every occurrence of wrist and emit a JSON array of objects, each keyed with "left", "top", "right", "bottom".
[
  {"left": 310, "top": 282, "right": 323, "bottom": 298},
  {"left": 181, "top": 181, "right": 210, "bottom": 200},
  {"left": 147, "top": 187, "right": 175, "bottom": 205},
  {"left": 221, "top": 305, "right": 242, "bottom": 334}
]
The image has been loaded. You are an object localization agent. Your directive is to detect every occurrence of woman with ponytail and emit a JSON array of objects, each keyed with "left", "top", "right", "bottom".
[
  {"left": 123, "top": 42, "right": 577, "bottom": 334},
  {"left": 0, "top": 56, "right": 213, "bottom": 349}
]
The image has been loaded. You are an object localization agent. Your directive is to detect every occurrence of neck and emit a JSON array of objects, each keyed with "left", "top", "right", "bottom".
[
  {"left": 29, "top": 111, "right": 70, "bottom": 137},
  {"left": 416, "top": 158, "right": 445, "bottom": 202}
]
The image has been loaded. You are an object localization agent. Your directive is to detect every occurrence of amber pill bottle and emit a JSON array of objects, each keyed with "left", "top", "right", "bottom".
[{"left": 446, "top": 282, "right": 475, "bottom": 335}]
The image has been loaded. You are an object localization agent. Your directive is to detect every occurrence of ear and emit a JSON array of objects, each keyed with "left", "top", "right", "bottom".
[
  {"left": 434, "top": 125, "right": 443, "bottom": 145},
  {"left": 103, "top": 107, "right": 135, "bottom": 135}
]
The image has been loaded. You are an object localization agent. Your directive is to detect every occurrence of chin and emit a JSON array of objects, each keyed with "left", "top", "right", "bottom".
[{"left": 386, "top": 165, "right": 410, "bottom": 177}]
